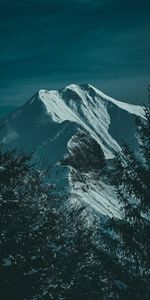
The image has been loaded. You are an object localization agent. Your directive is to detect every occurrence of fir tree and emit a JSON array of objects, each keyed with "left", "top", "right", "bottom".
[
  {"left": 0, "top": 146, "right": 103, "bottom": 300},
  {"left": 104, "top": 88, "right": 150, "bottom": 299}
]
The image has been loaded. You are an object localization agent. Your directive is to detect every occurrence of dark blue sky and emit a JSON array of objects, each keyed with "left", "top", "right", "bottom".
[{"left": 0, "top": 0, "right": 150, "bottom": 113}]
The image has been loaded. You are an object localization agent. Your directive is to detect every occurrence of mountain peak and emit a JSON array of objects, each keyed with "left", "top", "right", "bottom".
[
  {"left": 0, "top": 83, "right": 145, "bottom": 215},
  {"left": 1, "top": 83, "right": 144, "bottom": 159}
]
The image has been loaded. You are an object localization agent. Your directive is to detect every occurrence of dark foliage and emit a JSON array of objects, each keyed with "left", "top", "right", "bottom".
[
  {"left": 61, "top": 130, "right": 106, "bottom": 173},
  {"left": 0, "top": 147, "right": 107, "bottom": 300},
  {"left": 103, "top": 88, "right": 150, "bottom": 299}
]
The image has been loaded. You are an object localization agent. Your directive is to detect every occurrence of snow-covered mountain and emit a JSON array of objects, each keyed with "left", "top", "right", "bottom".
[{"left": 0, "top": 84, "right": 144, "bottom": 217}]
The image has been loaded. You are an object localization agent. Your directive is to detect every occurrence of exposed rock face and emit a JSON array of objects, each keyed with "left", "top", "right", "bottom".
[{"left": 0, "top": 84, "right": 144, "bottom": 216}]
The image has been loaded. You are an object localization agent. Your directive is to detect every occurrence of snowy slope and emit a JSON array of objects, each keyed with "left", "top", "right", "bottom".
[{"left": 0, "top": 84, "right": 144, "bottom": 216}]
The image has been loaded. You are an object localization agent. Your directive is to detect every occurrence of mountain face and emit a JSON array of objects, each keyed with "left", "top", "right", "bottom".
[{"left": 0, "top": 84, "right": 144, "bottom": 217}]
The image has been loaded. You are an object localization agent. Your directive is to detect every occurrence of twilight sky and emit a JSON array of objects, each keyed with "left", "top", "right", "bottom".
[{"left": 0, "top": 0, "right": 150, "bottom": 114}]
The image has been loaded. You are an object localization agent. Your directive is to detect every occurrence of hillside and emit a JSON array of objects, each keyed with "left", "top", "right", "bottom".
[{"left": 0, "top": 84, "right": 144, "bottom": 216}]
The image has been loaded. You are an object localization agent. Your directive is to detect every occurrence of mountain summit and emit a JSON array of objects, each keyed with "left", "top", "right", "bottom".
[{"left": 0, "top": 84, "right": 144, "bottom": 216}]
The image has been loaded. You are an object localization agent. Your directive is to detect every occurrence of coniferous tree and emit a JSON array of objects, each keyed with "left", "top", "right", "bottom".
[
  {"left": 103, "top": 88, "right": 150, "bottom": 299},
  {"left": 0, "top": 148, "right": 60, "bottom": 299},
  {"left": 0, "top": 146, "right": 104, "bottom": 300}
]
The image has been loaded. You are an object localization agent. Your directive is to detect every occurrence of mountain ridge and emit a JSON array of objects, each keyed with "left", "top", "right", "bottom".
[{"left": 0, "top": 84, "right": 144, "bottom": 216}]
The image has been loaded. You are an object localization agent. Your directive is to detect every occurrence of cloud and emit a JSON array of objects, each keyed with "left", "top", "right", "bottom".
[{"left": 0, "top": 0, "right": 150, "bottom": 106}]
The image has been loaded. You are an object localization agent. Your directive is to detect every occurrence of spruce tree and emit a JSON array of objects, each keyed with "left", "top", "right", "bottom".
[
  {"left": 104, "top": 88, "right": 150, "bottom": 299},
  {"left": 0, "top": 146, "right": 102, "bottom": 300}
]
